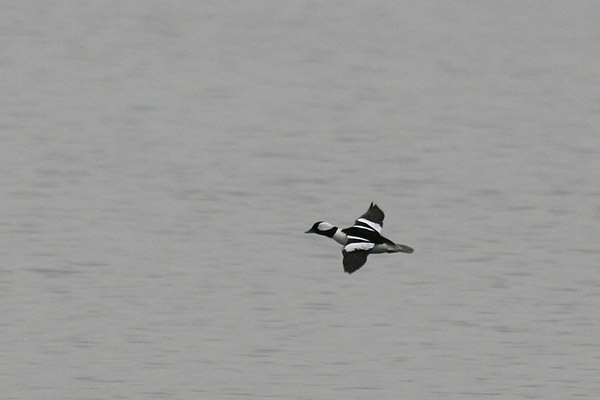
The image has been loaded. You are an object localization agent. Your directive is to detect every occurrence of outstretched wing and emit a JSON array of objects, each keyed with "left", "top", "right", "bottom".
[
  {"left": 342, "top": 249, "right": 370, "bottom": 273},
  {"left": 340, "top": 204, "right": 390, "bottom": 273},
  {"left": 342, "top": 241, "right": 374, "bottom": 273},
  {"left": 355, "top": 203, "right": 385, "bottom": 232}
]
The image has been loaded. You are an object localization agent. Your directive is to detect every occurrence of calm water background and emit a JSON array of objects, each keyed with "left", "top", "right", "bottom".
[{"left": 2, "top": 1, "right": 599, "bottom": 399}]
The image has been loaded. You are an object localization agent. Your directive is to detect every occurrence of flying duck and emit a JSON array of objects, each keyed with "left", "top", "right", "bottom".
[{"left": 305, "top": 203, "right": 414, "bottom": 273}]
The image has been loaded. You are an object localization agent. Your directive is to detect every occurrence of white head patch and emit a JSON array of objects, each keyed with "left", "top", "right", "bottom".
[{"left": 318, "top": 222, "right": 334, "bottom": 231}]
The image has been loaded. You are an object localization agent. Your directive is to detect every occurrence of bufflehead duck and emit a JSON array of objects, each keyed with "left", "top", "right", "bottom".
[{"left": 305, "top": 203, "right": 413, "bottom": 274}]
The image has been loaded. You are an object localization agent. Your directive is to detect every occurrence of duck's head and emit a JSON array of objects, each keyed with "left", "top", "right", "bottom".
[{"left": 305, "top": 221, "right": 336, "bottom": 237}]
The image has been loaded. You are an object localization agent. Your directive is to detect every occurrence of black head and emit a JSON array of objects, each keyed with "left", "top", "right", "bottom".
[
  {"left": 305, "top": 221, "right": 336, "bottom": 237},
  {"left": 305, "top": 221, "right": 324, "bottom": 234}
]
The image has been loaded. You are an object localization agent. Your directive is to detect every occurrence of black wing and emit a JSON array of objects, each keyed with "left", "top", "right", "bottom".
[
  {"left": 356, "top": 202, "right": 385, "bottom": 228},
  {"left": 342, "top": 226, "right": 384, "bottom": 244},
  {"left": 342, "top": 250, "right": 369, "bottom": 274}
]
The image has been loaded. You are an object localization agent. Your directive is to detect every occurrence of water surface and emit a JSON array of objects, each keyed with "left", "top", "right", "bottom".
[{"left": 2, "top": 2, "right": 599, "bottom": 399}]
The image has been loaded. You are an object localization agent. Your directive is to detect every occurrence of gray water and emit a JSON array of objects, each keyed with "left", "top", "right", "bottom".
[{"left": 2, "top": 2, "right": 599, "bottom": 399}]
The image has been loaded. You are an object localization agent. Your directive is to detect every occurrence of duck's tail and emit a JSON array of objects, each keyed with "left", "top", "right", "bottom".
[{"left": 387, "top": 243, "right": 414, "bottom": 254}]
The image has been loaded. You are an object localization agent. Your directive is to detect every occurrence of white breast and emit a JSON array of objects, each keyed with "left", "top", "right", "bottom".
[{"left": 332, "top": 229, "right": 348, "bottom": 245}]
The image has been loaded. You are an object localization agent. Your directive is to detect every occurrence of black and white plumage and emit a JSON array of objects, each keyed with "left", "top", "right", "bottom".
[{"left": 305, "top": 203, "right": 414, "bottom": 274}]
